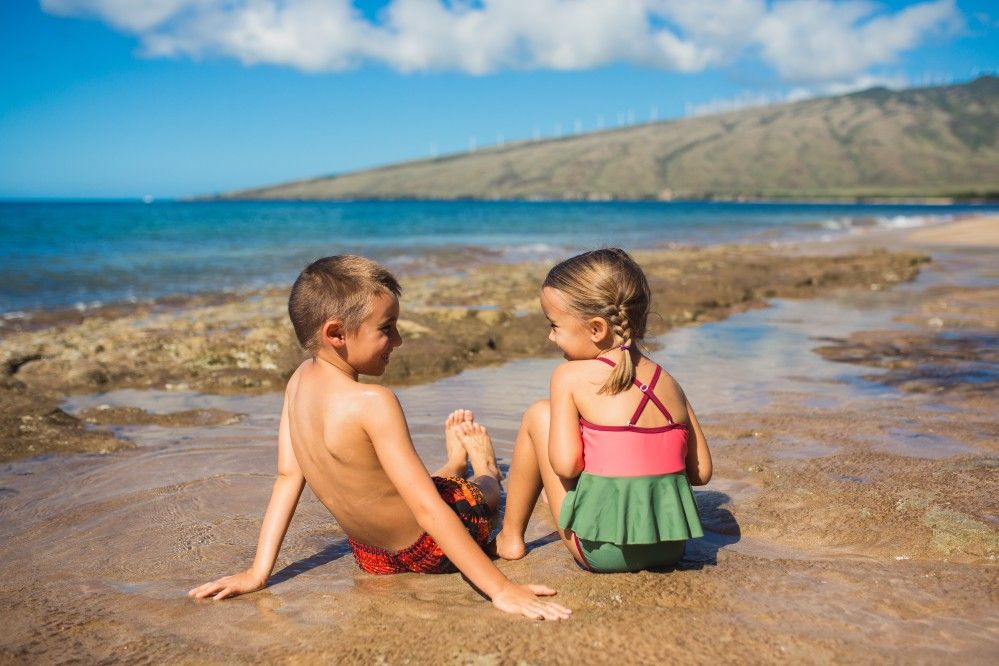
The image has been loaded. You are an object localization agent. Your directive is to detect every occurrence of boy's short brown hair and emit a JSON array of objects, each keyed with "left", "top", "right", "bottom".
[{"left": 288, "top": 255, "right": 402, "bottom": 352}]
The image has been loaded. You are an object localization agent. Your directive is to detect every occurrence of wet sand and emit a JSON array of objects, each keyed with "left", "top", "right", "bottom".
[{"left": 1, "top": 219, "right": 997, "bottom": 663}]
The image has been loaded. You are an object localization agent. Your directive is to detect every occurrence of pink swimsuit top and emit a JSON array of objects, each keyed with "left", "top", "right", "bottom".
[{"left": 579, "top": 358, "right": 689, "bottom": 478}]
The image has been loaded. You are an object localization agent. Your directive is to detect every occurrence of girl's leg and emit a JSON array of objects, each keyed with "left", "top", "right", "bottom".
[
  {"left": 495, "top": 400, "right": 586, "bottom": 566},
  {"left": 493, "top": 401, "right": 545, "bottom": 560}
]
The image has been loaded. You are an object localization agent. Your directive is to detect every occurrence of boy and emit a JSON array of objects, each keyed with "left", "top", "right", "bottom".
[{"left": 188, "top": 256, "right": 570, "bottom": 620}]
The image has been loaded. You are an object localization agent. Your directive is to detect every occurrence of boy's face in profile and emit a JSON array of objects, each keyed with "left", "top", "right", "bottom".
[{"left": 344, "top": 291, "right": 402, "bottom": 376}]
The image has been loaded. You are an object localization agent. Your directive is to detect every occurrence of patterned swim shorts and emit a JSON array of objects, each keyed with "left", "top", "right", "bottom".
[{"left": 348, "top": 476, "right": 496, "bottom": 574}]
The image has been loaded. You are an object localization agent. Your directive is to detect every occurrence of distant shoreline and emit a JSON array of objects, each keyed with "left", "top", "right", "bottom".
[
  {"left": 191, "top": 193, "right": 999, "bottom": 205},
  {"left": 4, "top": 194, "right": 998, "bottom": 205}
]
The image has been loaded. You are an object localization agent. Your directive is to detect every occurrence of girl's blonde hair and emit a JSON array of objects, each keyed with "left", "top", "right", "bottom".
[{"left": 544, "top": 248, "right": 651, "bottom": 395}]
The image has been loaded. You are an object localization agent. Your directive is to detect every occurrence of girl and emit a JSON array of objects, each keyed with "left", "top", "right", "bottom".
[{"left": 495, "top": 248, "right": 712, "bottom": 572}]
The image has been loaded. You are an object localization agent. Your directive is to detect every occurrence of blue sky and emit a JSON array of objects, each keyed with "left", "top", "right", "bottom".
[{"left": 1, "top": 0, "right": 996, "bottom": 199}]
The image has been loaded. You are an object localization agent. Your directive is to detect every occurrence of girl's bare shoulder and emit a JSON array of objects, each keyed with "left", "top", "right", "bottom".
[
  {"left": 552, "top": 358, "right": 613, "bottom": 384},
  {"left": 653, "top": 365, "right": 690, "bottom": 422},
  {"left": 552, "top": 359, "right": 588, "bottom": 375}
]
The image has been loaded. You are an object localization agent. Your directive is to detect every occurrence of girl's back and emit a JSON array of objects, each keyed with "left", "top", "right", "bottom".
[
  {"left": 557, "top": 353, "right": 703, "bottom": 568},
  {"left": 568, "top": 356, "right": 689, "bottom": 429}
]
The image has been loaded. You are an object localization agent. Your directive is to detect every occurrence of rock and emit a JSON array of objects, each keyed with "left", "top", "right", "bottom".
[{"left": 475, "top": 310, "right": 506, "bottom": 326}]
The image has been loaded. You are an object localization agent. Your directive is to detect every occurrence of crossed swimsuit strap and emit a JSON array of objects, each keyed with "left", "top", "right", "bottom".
[{"left": 594, "top": 357, "right": 675, "bottom": 426}]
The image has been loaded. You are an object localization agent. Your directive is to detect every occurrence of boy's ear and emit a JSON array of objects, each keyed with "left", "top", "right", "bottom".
[
  {"left": 587, "top": 316, "right": 610, "bottom": 342},
  {"left": 322, "top": 320, "right": 347, "bottom": 348}
]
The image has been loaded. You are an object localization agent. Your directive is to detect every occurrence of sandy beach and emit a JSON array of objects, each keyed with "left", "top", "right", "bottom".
[
  {"left": 903, "top": 214, "right": 999, "bottom": 247},
  {"left": 1, "top": 217, "right": 996, "bottom": 663}
]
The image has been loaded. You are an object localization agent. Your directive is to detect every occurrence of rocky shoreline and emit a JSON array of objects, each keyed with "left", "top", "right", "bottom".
[{"left": 0, "top": 244, "right": 928, "bottom": 462}]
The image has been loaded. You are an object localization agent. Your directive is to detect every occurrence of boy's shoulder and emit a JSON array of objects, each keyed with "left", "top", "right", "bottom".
[
  {"left": 286, "top": 361, "right": 397, "bottom": 401},
  {"left": 285, "top": 362, "right": 403, "bottom": 423},
  {"left": 335, "top": 383, "right": 404, "bottom": 434},
  {"left": 353, "top": 381, "right": 399, "bottom": 405}
]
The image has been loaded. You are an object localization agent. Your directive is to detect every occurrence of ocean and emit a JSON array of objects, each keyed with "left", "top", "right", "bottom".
[{"left": 1, "top": 199, "right": 995, "bottom": 314}]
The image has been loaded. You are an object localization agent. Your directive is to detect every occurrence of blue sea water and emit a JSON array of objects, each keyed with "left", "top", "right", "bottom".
[{"left": 1, "top": 199, "right": 995, "bottom": 314}]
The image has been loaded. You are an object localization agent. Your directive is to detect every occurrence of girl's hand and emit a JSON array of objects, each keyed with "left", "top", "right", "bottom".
[
  {"left": 188, "top": 569, "right": 267, "bottom": 601},
  {"left": 491, "top": 582, "right": 572, "bottom": 620}
]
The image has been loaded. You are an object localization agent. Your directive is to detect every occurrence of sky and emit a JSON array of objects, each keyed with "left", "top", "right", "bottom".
[{"left": 1, "top": 0, "right": 996, "bottom": 199}]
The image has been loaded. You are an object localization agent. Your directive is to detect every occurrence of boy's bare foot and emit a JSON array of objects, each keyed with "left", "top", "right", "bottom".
[
  {"left": 442, "top": 409, "right": 473, "bottom": 477},
  {"left": 493, "top": 529, "right": 527, "bottom": 561},
  {"left": 458, "top": 421, "right": 503, "bottom": 482}
]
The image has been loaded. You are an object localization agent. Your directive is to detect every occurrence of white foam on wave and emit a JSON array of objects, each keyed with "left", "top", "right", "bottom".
[
  {"left": 813, "top": 213, "right": 957, "bottom": 238},
  {"left": 876, "top": 215, "right": 939, "bottom": 230},
  {"left": 498, "top": 242, "right": 575, "bottom": 264},
  {"left": 770, "top": 212, "right": 966, "bottom": 247},
  {"left": 73, "top": 300, "right": 104, "bottom": 312},
  {"left": 506, "top": 242, "right": 560, "bottom": 254}
]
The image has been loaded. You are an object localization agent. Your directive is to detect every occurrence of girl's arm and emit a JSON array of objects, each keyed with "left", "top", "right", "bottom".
[
  {"left": 362, "top": 386, "right": 570, "bottom": 621},
  {"left": 683, "top": 397, "right": 712, "bottom": 485},
  {"left": 188, "top": 391, "right": 306, "bottom": 600},
  {"left": 547, "top": 363, "right": 584, "bottom": 479}
]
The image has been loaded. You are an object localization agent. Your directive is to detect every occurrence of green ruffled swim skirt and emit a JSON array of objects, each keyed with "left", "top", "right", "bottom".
[
  {"left": 574, "top": 535, "right": 685, "bottom": 573},
  {"left": 560, "top": 471, "right": 703, "bottom": 573}
]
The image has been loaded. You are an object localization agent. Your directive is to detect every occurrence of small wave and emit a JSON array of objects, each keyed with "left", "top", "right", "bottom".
[
  {"left": 788, "top": 217, "right": 859, "bottom": 235},
  {"left": 794, "top": 213, "right": 955, "bottom": 240},
  {"left": 504, "top": 242, "right": 560, "bottom": 254},
  {"left": 499, "top": 244, "right": 575, "bottom": 264},
  {"left": 73, "top": 301, "right": 104, "bottom": 312},
  {"left": 878, "top": 215, "right": 941, "bottom": 229},
  {"left": 843, "top": 216, "right": 880, "bottom": 229}
]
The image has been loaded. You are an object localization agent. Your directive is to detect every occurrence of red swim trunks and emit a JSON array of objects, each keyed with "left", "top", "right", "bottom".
[{"left": 348, "top": 476, "right": 496, "bottom": 575}]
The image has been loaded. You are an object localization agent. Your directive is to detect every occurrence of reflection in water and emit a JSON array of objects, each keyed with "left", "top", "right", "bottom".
[
  {"left": 659, "top": 298, "right": 901, "bottom": 414},
  {"left": 877, "top": 427, "right": 975, "bottom": 459}
]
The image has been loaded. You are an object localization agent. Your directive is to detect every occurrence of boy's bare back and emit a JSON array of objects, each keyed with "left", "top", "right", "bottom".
[{"left": 285, "top": 360, "right": 424, "bottom": 552}]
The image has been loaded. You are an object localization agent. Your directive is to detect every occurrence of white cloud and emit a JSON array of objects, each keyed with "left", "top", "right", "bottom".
[
  {"left": 41, "top": 0, "right": 964, "bottom": 85},
  {"left": 754, "top": 0, "right": 962, "bottom": 82},
  {"left": 41, "top": 0, "right": 204, "bottom": 32},
  {"left": 812, "top": 72, "right": 912, "bottom": 95},
  {"left": 685, "top": 71, "right": 912, "bottom": 116},
  {"left": 684, "top": 91, "right": 780, "bottom": 117}
]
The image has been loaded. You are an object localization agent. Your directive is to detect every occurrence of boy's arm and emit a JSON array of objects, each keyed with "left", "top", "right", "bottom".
[
  {"left": 362, "top": 387, "right": 570, "bottom": 621},
  {"left": 548, "top": 363, "right": 584, "bottom": 479},
  {"left": 189, "top": 392, "right": 306, "bottom": 600}
]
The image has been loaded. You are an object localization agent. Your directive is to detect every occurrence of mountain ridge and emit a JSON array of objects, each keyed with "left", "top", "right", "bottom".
[{"left": 207, "top": 77, "right": 999, "bottom": 202}]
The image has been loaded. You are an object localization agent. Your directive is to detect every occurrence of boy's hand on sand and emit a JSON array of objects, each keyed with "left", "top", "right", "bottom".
[
  {"left": 491, "top": 582, "right": 572, "bottom": 620},
  {"left": 188, "top": 569, "right": 266, "bottom": 601}
]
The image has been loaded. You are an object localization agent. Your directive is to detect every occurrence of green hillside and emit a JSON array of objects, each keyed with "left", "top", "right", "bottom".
[{"left": 214, "top": 77, "right": 999, "bottom": 201}]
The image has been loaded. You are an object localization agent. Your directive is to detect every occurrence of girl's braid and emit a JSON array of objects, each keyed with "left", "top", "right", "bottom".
[
  {"left": 601, "top": 301, "right": 636, "bottom": 395},
  {"left": 606, "top": 302, "right": 633, "bottom": 348}
]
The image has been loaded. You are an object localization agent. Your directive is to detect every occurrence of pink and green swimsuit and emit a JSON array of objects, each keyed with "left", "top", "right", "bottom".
[{"left": 558, "top": 358, "right": 703, "bottom": 572}]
